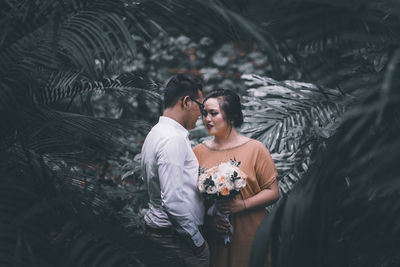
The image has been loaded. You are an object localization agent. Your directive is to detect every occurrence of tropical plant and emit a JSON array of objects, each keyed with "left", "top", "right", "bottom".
[
  {"left": 236, "top": 1, "right": 400, "bottom": 266},
  {"left": 0, "top": 0, "right": 154, "bottom": 265},
  {"left": 241, "top": 74, "right": 350, "bottom": 196},
  {"left": 250, "top": 73, "right": 400, "bottom": 267}
]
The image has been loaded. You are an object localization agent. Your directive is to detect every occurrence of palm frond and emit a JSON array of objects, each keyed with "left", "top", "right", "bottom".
[
  {"left": 214, "top": 0, "right": 400, "bottom": 89},
  {"left": 35, "top": 71, "right": 161, "bottom": 105},
  {"left": 241, "top": 74, "right": 349, "bottom": 195},
  {"left": 1, "top": 1, "right": 137, "bottom": 78},
  {"left": 252, "top": 99, "right": 400, "bottom": 267},
  {"left": 250, "top": 50, "right": 400, "bottom": 267},
  {"left": 59, "top": 10, "right": 136, "bottom": 76},
  {"left": 0, "top": 141, "right": 147, "bottom": 267}
]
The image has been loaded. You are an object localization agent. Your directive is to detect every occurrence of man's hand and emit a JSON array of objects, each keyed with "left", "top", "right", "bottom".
[
  {"left": 193, "top": 241, "right": 208, "bottom": 255},
  {"left": 179, "top": 232, "right": 208, "bottom": 256}
]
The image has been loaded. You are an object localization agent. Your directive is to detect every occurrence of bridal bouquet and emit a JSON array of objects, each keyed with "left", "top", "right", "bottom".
[
  {"left": 198, "top": 159, "right": 247, "bottom": 244},
  {"left": 198, "top": 159, "right": 247, "bottom": 198}
]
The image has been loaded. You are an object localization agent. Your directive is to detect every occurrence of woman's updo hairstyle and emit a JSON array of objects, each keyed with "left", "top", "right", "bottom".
[{"left": 204, "top": 89, "right": 244, "bottom": 128}]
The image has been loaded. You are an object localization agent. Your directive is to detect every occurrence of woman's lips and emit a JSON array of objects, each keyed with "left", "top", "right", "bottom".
[{"left": 206, "top": 124, "right": 213, "bottom": 129}]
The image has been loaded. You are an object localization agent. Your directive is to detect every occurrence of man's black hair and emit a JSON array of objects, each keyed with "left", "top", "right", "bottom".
[{"left": 163, "top": 74, "right": 203, "bottom": 108}]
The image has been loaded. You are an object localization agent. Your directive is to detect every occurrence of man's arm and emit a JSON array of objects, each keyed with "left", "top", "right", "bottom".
[{"left": 157, "top": 136, "right": 205, "bottom": 247}]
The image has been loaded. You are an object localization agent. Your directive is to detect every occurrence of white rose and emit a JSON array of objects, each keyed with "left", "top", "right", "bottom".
[
  {"left": 234, "top": 178, "right": 246, "bottom": 189},
  {"left": 218, "top": 162, "right": 232, "bottom": 175}
]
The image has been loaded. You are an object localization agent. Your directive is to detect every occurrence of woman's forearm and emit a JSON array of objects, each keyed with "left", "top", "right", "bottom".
[
  {"left": 216, "top": 180, "right": 280, "bottom": 214},
  {"left": 244, "top": 180, "right": 279, "bottom": 210}
]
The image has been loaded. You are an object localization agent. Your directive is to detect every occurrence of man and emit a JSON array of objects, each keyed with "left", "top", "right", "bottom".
[{"left": 141, "top": 74, "right": 209, "bottom": 266}]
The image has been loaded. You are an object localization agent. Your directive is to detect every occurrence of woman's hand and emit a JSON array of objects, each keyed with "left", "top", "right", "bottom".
[
  {"left": 207, "top": 215, "right": 231, "bottom": 233},
  {"left": 216, "top": 198, "right": 246, "bottom": 215}
]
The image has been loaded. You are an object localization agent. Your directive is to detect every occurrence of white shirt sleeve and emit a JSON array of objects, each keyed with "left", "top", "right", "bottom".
[{"left": 157, "top": 135, "right": 205, "bottom": 247}]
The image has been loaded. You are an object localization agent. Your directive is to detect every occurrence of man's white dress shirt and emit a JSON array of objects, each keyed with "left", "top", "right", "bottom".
[{"left": 141, "top": 116, "right": 205, "bottom": 247}]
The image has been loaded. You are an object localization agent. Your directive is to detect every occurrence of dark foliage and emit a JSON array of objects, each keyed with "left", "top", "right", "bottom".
[{"left": 250, "top": 61, "right": 400, "bottom": 267}]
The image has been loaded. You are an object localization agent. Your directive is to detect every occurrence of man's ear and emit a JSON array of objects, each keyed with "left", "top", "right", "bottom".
[{"left": 181, "top": 96, "right": 191, "bottom": 109}]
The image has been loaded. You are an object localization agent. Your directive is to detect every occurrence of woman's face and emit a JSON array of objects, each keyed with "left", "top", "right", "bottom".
[{"left": 202, "top": 97, "right": 231, "bottom": 137}]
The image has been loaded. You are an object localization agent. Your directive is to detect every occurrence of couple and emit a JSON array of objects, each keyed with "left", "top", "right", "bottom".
[{"left": 141, "top": 74, "right": 279, "bottom": 267}]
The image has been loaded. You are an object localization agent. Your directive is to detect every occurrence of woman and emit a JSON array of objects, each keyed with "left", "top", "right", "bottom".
[{"left": 193, "top": 89, "right": 279, "bottom": 267}]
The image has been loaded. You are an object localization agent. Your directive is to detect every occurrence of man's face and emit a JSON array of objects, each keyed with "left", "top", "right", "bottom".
[{"left": 184, "top": 90, "right": 203, "bottom": 130}]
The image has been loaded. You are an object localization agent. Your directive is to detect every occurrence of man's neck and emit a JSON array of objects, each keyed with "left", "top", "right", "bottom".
[{"left": 163, "top": 108, "right": 185, "bottom": 128}]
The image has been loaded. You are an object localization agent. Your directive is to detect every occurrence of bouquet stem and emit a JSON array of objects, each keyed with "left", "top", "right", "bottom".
[{"left": 208, "top": 202, "right": 233, "bottom": 244}]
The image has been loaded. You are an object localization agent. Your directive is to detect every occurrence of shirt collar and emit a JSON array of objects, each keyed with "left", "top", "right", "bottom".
[{"left": 159, "top": 116, "right": 189, "bottom": 138}]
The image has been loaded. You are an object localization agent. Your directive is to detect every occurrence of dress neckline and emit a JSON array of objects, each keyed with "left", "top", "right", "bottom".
[{"left": 201, "top": 139, "right": 253, "bottom": 152}]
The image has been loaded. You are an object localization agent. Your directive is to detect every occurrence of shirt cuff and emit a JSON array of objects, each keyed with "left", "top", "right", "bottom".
[{"left": 191, "top": 230, "right": 205, "bottom": 247}]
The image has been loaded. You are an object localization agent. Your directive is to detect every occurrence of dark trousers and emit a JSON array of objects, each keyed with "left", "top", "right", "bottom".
[{"left": 144, "top": 226, "right": 209, "bottom": 267}]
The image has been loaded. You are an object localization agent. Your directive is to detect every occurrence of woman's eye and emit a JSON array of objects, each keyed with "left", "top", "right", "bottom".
[{"left": 201, "top": 110, "right": 218, "bottom": 117}]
